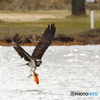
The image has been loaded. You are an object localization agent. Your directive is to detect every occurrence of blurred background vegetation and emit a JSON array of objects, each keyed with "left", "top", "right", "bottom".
[
  {"left": 0, "top": 0, "right": 99, "bottom": 11},
  {"left": 0, "top": 0, "right": 71, "bottom": 11},
  {"left": 0, "top": 0, "right": 100, "bottom": 45}
]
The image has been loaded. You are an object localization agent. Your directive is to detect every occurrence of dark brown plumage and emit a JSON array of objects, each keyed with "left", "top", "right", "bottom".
[
  {"left": 12, "top": 41, "right": 32, "bottom": 61},
  {"left": 32, "top": 23, "right": 56, "bottom": 60},
  {"left": 12, "top": 23, "right": 56, "bottom": 61},
  {"left": 12, "top": 23, "right": 56, "bottom": 77}
]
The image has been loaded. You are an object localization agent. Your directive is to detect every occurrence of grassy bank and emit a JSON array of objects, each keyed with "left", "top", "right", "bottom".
[{"left": 0, "top": 10, "right": 100, "bottom": 41}]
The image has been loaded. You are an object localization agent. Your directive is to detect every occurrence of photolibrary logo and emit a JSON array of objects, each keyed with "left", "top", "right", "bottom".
[{"left": 70, "top": 91, "right": 98, "bottom": 96}]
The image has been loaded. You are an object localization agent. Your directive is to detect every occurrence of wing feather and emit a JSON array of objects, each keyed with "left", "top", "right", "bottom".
[
  {"left": 12, "top": 41, "right": 32, "bottom": 61},
  {"left": 32, "top": 23, "right": 56, "bottom": 60}
]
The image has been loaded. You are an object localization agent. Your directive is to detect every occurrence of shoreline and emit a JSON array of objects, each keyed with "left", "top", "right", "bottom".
[
  {"left": 1, "top": 28, "right": 100, "bottom": 46},
  {"left": 0, "top": 41, "right": 91, "bottom": 46}
]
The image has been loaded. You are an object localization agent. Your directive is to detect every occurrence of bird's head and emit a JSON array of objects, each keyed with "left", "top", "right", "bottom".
[{"left": 35, "top": 59, "right": 42, "bottom": 66}]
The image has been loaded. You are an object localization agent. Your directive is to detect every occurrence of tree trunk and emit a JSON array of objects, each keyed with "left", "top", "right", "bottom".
[{"left": 72, "top": 0, "right": 86, "bottom": 15}]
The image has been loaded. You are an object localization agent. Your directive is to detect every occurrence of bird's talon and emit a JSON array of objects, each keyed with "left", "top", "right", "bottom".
[{"left": 28, "top": 74, "right": 32, "bottom": 78}]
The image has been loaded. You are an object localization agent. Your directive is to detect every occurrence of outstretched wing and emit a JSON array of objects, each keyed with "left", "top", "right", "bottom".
[
  {"left": 32, "top": 23, "right": 56, "bottom": 60},
  {"left": 12, "top": 40, "right": 32, "bottom": 61}
]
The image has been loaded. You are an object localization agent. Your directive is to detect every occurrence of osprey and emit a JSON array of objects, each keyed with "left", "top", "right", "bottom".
[{"left": 12, "top": 23, "right": 56, "bottom": 84}]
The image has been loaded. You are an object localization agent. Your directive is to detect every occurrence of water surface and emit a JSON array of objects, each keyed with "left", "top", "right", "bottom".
[{"left": 0, "top": 45, "right": 100, "bottom": 100}]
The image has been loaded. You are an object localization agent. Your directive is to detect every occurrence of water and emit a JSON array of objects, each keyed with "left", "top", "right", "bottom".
[{"left": 0, "top": 45, "right": 100, "bottom": 100}]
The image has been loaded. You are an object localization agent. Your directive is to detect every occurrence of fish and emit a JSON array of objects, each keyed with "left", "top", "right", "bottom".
[{"left": 31, "top": 70, "right": 39, "bottom": 84}]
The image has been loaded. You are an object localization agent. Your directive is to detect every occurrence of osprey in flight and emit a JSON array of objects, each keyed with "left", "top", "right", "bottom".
[{"left": 12, "top": 23, "right": 56, "bottom": 84}]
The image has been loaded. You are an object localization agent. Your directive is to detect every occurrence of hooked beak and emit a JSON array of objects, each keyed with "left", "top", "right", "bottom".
[{"left": 31, "top": 70, "right": 39, "bottom": 85}]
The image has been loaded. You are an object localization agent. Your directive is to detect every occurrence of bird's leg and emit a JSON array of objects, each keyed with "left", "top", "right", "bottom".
[
  {"left": 28, "top": 67, "right": 34, "bottom": 78},
  {"left": 28, "top": 68, "right": 32, "bottom": 78},
  {"left": 28, "top": 66, "right": 37, "bottom": 78},
  {"left": 33, "top": 68, "right": 38, "bottom": 75},
  {"left": 28, "top": 74, "right": 32, "bottom": 78}
]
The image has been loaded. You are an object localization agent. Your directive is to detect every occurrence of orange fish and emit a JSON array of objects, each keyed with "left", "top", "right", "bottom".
[{"left": 31, "top": 70, "right": 39, "bottom": 84}]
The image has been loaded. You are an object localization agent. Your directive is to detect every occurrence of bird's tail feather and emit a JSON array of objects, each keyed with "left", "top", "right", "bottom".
[{"left": 19, "top": 63, "right": 29, "bottom": 66}]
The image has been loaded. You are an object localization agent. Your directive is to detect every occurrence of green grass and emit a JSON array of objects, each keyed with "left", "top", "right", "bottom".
[{"left": 0, "top": 10, "right": 100, "bottom": 37}]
